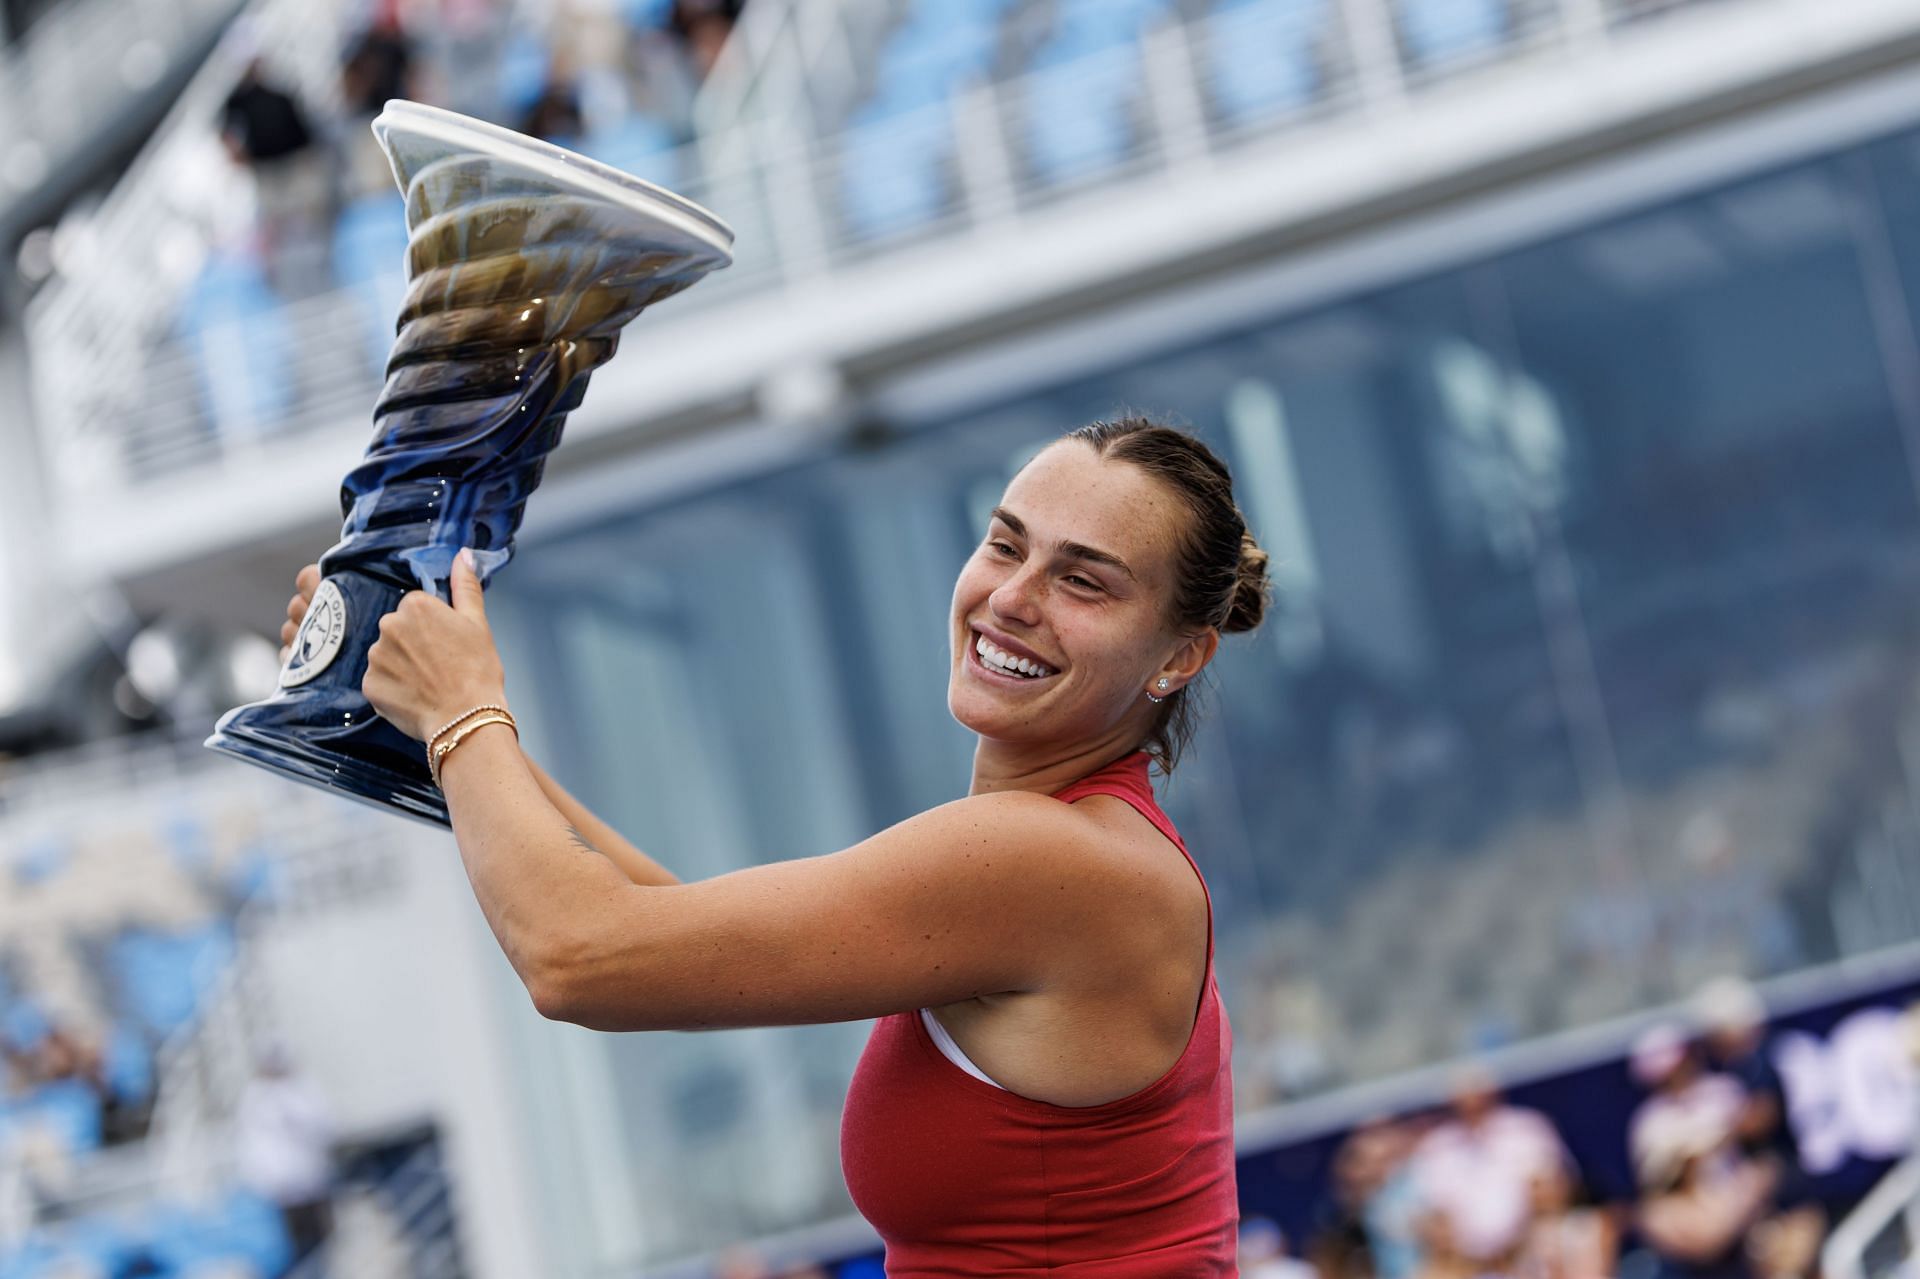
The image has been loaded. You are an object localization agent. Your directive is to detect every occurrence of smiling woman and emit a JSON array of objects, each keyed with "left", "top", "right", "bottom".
[{"left": 279, "top": 415, "right": 1270, "bottom": 1274}]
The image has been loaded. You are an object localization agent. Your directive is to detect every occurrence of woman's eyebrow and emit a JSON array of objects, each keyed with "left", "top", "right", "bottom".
[{"left": 990, "top": 507, "right": 1137, "bottom": 581}]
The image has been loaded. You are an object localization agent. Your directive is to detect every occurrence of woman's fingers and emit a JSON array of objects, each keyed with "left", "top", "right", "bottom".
[{"left": 295, "top": 563, "right": 321, "bottom": 602}]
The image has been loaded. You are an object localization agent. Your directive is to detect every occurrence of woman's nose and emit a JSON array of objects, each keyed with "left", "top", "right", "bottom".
[{"left": 988, "top": 566, "right": 1043, "bottom": 624}]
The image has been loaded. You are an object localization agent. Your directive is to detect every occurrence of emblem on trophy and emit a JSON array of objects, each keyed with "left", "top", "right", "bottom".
[{"left": 207, "top": 101, "right": 734, "bottom": 825}]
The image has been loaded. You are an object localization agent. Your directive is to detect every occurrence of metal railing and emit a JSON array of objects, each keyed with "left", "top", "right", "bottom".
[
  {"left": 23, "top": 0, "right": 1768, "bottom": 513},
  {"left": 0, "top": 729, "right": 406, "bottom": 1251},
  {"left": 1825, "top": 1153, "right": 1920, "bottom": 1279}
]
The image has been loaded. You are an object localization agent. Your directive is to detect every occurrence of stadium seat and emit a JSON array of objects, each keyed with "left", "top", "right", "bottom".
[
  {"left": 178, "top": 251, "right": 295, "bottom": 440},
  {"left": 331, "top": 194, "right": 412, "bottom": 377},
  {"left": 1397, "top": 0, "right": 1508, "bottom": 70},
  {"left": 839, "top": 104, "right": 953, "bottom": 243},
  {"left": 1022, "top": 40, "right": 1143, "bottom": 186},
  {"left": 1207, "top": 0, "right": 1327, "bottom": 126},
  {"left": 109, "top": 922, "right": 234, "bottom": 1036},
  {"left": 581, "top": 114, "right": 681, "bottom": 190}
]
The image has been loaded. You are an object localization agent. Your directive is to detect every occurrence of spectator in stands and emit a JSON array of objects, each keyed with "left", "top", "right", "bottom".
[
  {"left": 1314, "top": 1114, "right": 1427, "bottom": 1279},
  {"left": 341, "top": 15, "right": 416, "bottom": 117},
  {"left": 521, "top": 69, "right": 587, "bottom": 144},
  {"left": 1242, "top": 1216, "right": 1321, "bottom": 1279},
  {"left": 1693, "top": 981, "right": 1824, "bottom": 1279},
  {"left": 1627, "top": 1024, "right": 1745, "bottom": 1182},
  {"left": 669, "top": 0, "right": 742, "bottom": 77},
  {"left": 233, "top": 1047, "right": 336, "bottom": 1272},
  {"left": 1635, "top": 1109, "right": 1777, "bottom": 1279},
  {"left": 1513, "top": 1164, "right": 1617, "bottom": 1279},
  {"left": 218, "top": 47, "right": 329, "bottom": 297},
  {"left": 1407, "top": 1067, "right": 1570, "bottom": 1269}
]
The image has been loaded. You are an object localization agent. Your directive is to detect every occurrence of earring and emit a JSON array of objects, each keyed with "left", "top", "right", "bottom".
[{"left": 1147, "top": 677, "right": 1170, "bottom": 705}]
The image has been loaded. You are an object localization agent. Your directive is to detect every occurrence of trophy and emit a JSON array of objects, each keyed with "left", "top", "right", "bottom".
[{"left": 207, "top": 102, "right": 734, "bottom": 825}]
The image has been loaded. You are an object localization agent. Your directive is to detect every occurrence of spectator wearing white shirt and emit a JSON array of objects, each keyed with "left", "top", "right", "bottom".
[
  {"left": 1627, "top": 1024, "right": 1745, "bottom": 1186},
  {"left": 1409, "top": 1067, "right": 1571, "bottom": 1267},
  {"left": 233, "top": 1047, "right": 336, "bottom": 1270}
]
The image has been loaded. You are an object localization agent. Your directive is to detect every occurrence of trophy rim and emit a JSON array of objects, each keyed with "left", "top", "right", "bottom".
[{"left": 372, "top": 99, "right": 736, "bottom": 259}]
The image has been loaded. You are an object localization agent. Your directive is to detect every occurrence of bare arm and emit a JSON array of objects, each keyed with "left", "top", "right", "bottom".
[
  {"left": 281, "top": 563, "right": 677, "bottom": 887},
  {"left": 520, "top": 753, "right": 679, "bottom": 887}
]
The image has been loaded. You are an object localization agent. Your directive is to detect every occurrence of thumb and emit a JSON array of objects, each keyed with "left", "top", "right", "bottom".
[{"left": 451, "top": 547, "right": 488, "bottom": 623}]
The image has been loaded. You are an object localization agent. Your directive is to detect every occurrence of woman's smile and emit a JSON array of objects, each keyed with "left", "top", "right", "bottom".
[{"left": 967, "top": 625, "right": 1061, "bottom": 685}]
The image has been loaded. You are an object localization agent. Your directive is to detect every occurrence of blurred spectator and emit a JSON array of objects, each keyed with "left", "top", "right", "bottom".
[
  {"left": 1314, "top": 1117, "right": 1395, "bottom": 1279},
  {"left": 669, "top": 0, "right": 742, "bottom": 77},
  {"left": 1635, "top": 1109, "right": 1777, "bottom": 1279},
  {"left": 341, "top": 16, "right": 416, "bottom": 117},
  {"left": 1693, "top": 981, "right": 1825, "bottom": 1279},
  {"left": 1242, "top": 1215, "right": 1321, "bottom": 1279},
  {"left": 1408, "top": 1067, "right": 1570, "bottom": 1267},
  {"left": 1693, "top": 981, "right": 1799, "bottom": 1187},
  {"left": 712, "top": 1246, "right": 771, "bottom": 1279},
  {"left": 233, "top": 1047, "right": 336, "bottom": 1272},
  {"left": 1628, "top": 1024, "right": 1745, "bottom": 1179},
  {"left": 218, "top": 52, "right": 328, "bottom": 297},
  {"left": 521, "top": 72, "right": 586, "bottom": 143},
  {"left": 1514, "top": 1165, "right": 1617, "bottom": 1279}
]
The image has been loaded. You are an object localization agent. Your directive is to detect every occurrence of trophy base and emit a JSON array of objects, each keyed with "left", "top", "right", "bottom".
[{"left": 205, "top": 716, "right": 451, "bottom": 829}]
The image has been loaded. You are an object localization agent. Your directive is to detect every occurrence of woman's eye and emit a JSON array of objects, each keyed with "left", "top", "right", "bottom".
[
  {"left": 990, "top": 541, "right": 1018, "bottom": 558},
  {"left": 1066, "top": 575, "right": 1101, "bottom": 592}
]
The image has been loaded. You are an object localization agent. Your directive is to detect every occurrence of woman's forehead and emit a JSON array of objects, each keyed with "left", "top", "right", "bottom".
[{"left": 999, "top": 443, "right": 1180, "bottom": 560}]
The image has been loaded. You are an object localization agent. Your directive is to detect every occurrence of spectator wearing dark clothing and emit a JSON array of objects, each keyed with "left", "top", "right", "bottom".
[
  {"left": 341, "top": 20, "right": 415, "bottom": 117},
  {"left": 218, "top": 58, "right": 329, "bottom": 296},
  {"left": 220, "top": 61, "right": 314, "bottom": 166}
]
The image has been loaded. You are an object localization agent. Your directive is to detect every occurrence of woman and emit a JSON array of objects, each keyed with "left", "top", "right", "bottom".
[{"left": 281, "top": 418, "right": 1270, "bottom": 1273}]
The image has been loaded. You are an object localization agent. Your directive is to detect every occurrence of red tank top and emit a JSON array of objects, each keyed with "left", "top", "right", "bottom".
[{"left": 839, "top": 752, "right": 1239, "bottom": 1275}]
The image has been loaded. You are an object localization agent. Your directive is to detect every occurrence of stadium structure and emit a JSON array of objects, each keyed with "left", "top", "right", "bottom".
[{"left": 4, "top": 0, "right": 1920, "bottom": 1275}]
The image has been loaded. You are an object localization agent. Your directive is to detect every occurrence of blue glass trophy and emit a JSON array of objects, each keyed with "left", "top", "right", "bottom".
[{"left": 207, "top": 102, "right": 734, "bottom": 825}]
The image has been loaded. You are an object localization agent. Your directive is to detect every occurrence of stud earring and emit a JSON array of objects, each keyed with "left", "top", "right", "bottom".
[{"left": 1147, "top": 677, "right": 1170, "bottom": 705}]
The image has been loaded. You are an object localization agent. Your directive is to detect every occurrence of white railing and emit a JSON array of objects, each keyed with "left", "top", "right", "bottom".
[
  {"left": 1825, "top": 1154, "right": 1920, "bottom": 1279},
  {"left": 0, "top": 729, "right": 406, "bottom": 1248},
  {"left": 18, "top": 0, "right": 1810, "bottom": 512},
  {"left": 0, "top": 0, "right": 244, "bottom": 206}
]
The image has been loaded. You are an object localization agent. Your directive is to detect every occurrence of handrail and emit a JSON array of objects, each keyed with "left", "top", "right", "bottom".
[
  {"left": 21, "top": 0, "right": 1843, "bottom": 518},
  {"left": 1823, "top": 1153, "right": 1920, "bottom": 1279}
]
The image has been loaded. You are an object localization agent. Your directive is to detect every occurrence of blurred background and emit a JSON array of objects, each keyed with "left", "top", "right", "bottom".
[{"left": 4, "top": 0, "right": 1920, "bottom": 1274}]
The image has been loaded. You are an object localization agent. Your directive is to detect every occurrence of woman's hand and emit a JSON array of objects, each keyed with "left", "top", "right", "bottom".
[
  {"left": 279, "top": 563, "right": 321, "bottom": 664},
  {"left": 362, "top": 549, "right": 508, "bottom": 742}
]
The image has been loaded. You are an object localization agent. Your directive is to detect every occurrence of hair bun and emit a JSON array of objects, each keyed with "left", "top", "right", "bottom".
[{"left": 1225, "top": 529, "right": 1271, "bottom": 634}]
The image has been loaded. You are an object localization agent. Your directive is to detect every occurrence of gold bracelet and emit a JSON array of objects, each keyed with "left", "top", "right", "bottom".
[
  {"left": 426, "top": 703, "right": 512, "bottom": 753},
  {"left": 430, "top": 711, "right": 518, "bottom": 789}
]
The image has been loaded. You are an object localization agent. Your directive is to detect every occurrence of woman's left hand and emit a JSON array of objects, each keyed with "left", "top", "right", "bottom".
[{"left": 363, "top": 549, "right": 508, "bottom": 742}]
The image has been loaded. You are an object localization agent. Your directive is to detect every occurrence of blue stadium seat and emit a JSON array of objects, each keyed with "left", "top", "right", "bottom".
[
  {"left": 581, "top": 114, "right": 681, "bottom": 190},
  {"left": 2, "top": 999, "right": 50, "bottom": 1052},
  {"left": 1023, "top": 39, "right": 1143, "bottom": 185},
  {"left": 178, "top": 251, "right": 294, "bottom": 440},
  {"left": 839, "top": 104, "right": 952, "bottom": 243},
  {"left": 101, "top": 1023, "right": 155, "bottom": 1105},
  {"left": 109, "top": 922, "right": 234, "bottom": 1036},
  {"left": 1208, "top": 0, "right": 1326, "bottom": 125},
  {"left": 496, "top": 29, "right": 553, "bottom": 120},
  {"left": 1398, "top": 0, "right": 1507, "bottom": 69},
  {"left": 26, "top": 1078, "right": 104, "bottom": 1153},
  {"left": 331, "top": 194, "right": 412, "bottom": 377},
  {"left": 204, "top": 1188, "right": 294, "bottom": 1277}
]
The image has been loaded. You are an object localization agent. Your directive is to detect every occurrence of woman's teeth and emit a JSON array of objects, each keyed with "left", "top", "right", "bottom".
[{"left": 975, "top": 635, "right": 1057, "bottom": 679}]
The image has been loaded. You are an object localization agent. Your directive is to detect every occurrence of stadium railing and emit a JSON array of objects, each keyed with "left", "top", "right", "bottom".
[
  {"left": 28, "top": 0, "right": 1868, "bottom": 527},
  {"left": 1824, "top": 1153, "right": 1920, "bottom": 1279}
]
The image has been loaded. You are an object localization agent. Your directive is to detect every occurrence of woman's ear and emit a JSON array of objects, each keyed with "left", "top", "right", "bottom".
[{"left": 1155, "top": 629, "right": 1219, "bottom": 695}]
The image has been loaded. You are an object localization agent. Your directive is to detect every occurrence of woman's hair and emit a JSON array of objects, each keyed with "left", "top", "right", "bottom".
[{"left": 1061, "top": 416, "right": 1271, "bottom": 772}]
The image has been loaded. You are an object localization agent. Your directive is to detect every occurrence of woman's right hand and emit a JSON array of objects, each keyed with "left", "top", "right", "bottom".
[{"left": 279, "top": 563, "right": 322, "bottom": 664}]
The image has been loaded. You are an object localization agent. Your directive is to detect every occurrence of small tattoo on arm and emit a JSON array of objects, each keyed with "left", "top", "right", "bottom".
[{"left": 564, "top": 824, "right": 605, "bottom": 860}]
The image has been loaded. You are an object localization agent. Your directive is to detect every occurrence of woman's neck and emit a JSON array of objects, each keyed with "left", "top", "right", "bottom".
[{"left": 968, "top": 730, "right": 1144, "bottom": 797}]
